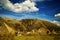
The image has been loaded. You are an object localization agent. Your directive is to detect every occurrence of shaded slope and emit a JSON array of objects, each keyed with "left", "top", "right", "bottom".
[{"left": 20, "top": 19, "right": 60, "bottom": 31}]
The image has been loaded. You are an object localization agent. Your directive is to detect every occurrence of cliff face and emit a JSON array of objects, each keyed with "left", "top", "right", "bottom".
[{"left": 0, "top": 17, "right": 60, "bottom": 35}]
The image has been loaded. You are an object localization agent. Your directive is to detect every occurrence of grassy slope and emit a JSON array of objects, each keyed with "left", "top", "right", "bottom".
[
  {"left": 14, "top": 35, "right": 60, "bottom": 40},
  {"left": 0, "top": 17, "right": 60, "bottom": 40}
]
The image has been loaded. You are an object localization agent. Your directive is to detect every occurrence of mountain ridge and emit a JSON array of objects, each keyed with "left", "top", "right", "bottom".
[{"left": 0, "top": 17, "right": 60, "bottom": 35}]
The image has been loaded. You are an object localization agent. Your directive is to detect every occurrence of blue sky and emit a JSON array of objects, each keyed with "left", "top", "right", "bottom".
[{"left": 0, "top": 0, "right": 60, "bottom": 22}]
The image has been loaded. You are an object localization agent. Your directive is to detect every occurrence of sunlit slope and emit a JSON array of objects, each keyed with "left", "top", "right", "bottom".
[{"left": 0, "top": 17, "right": 60, "bottom": 35}]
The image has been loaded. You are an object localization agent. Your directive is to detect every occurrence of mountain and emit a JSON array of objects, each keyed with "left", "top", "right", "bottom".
[{"left": 0, "top": 17, "right": 60, "bottom": 36}]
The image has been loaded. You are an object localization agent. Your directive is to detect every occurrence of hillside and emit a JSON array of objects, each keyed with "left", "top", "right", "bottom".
[
  {"left": 0, "top": 17, "right": 60, "bottom": 40},
  {"left": 0, "top": 17, "right": 60, "bottom": 35}
]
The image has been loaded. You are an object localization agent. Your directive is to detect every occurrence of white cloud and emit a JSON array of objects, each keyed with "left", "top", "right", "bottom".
[
  {"left": 53, "top": 21, "right": 60, "bottom": 26},
  {"left": 55, "top": 13, "right": 60, "bottom": 17},
  {"left": 0, "top": 0, "right": 39, "bottom": 13},
  {"left": 53, "top": 13, "right": 60, "bottom": 26}
]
